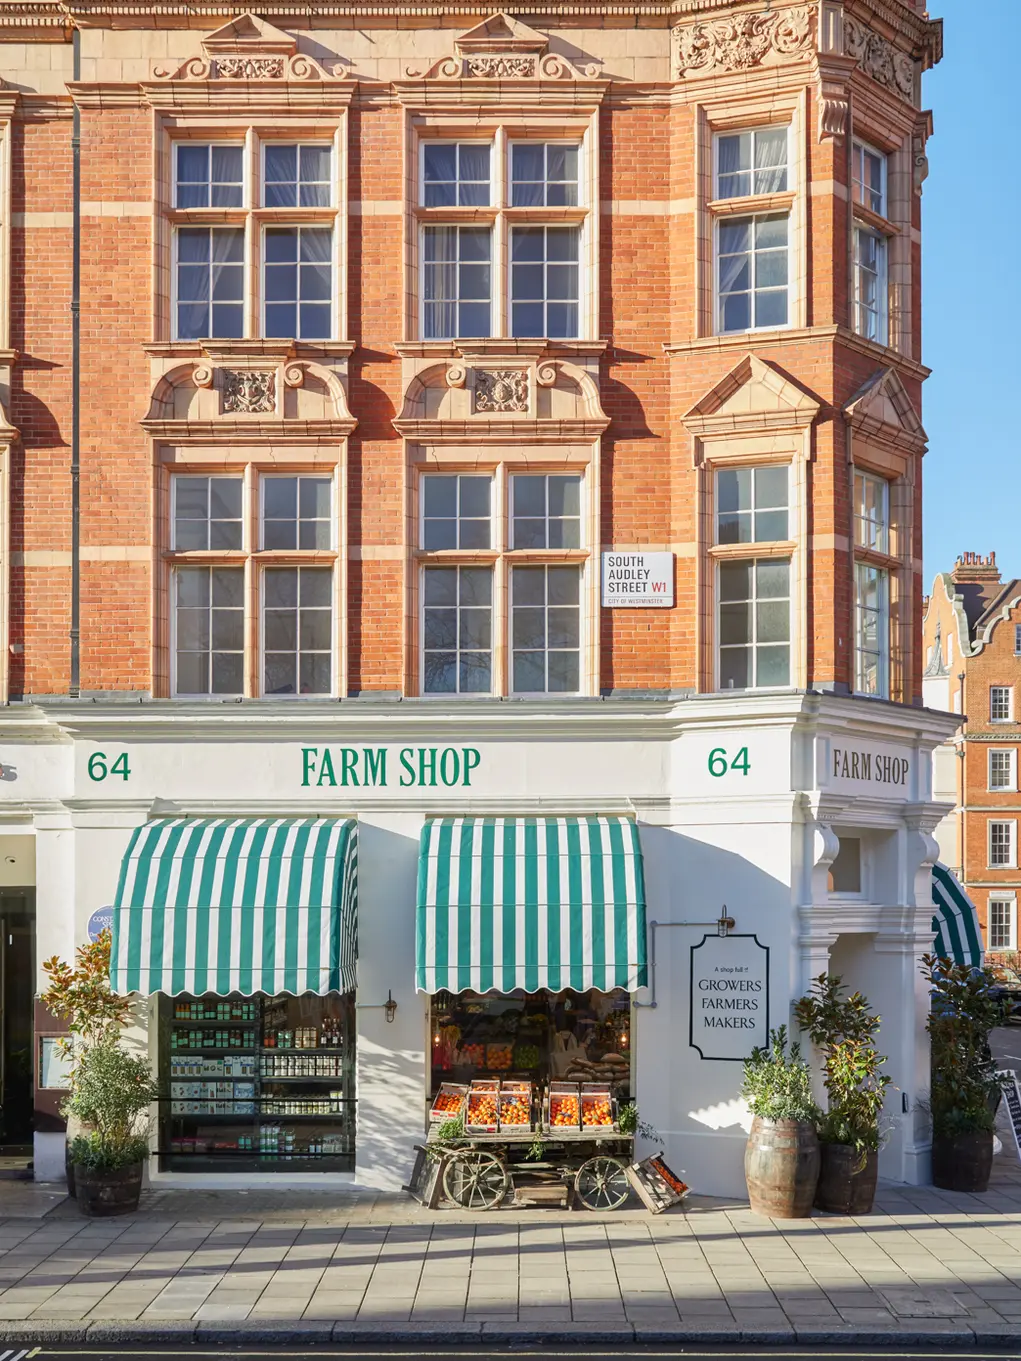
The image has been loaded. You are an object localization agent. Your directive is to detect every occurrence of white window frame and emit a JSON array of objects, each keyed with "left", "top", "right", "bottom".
[
  {"left": 989, "top": 896, "right": 1018, "bottom": 952},
  {"left": 715, "top": 556, "right": 793, "bottom": 693},
  {"left": 171, "top": 473, "right": 245, "bottom": 553},
  {"left": 170, "top": 563, "right": 246, "bottom": 699},
  {"left": 713, "top": 124, "right": 793, "bottom": 202},
  {"left": 419, "top": 562, "right": 495, "bottom": 698},
  {"left": 713, "top": 211, "right": 792, "bottom": 337},
  {"left": 851, "top": 139, "right": 887, "bottom": 217},
  {"left": 509, "top": 561, "right": 585, "bottom": 698},
  {"left": 854, "top": 561, "right": 890, "bottom": 699},
  {"left": 171, "top": 224, "right": 247, "bottom": 343},
  {"left": 989, "top": 748, "right": 1017, "bottom": 792},
  {"left": 853, "top": 470, "right": 890, "bottom": 553},
  {"left": 259, "top": 222, "right": 335, "bottom": 343},
  {"left": 259, "top": 472, "right": 336, "bottom": 553},
  {"left": 989, "top": 819, "right": 1018, "bottom": 869},
  {"left": 1015, "top": 623, "right": 1021, "bottom": 656},
  {"left": 507, "top": 222, "right": 583, "bottom": 342},
  {"left": 259, "top": 563, "right": 336, "bottom": 701},
  {"left": 714, "top": 463, "right": 790, "bottom": 547},
  {"left": 853, "top": 224, "right": 889, "bottom": 346},
  {"left": 991, "top": 686, "right": 1014, "bottom": 722},
  {"left": 419, "top": 139, "right": 494, "bottom": 209},
  {"left": 419, "top": 472, "right": 494, "bottom": 552},
  {"left": 510, "top": 472, "right": 584, "bottom": 551},
  {"left": 508, "top": 140, "right": 583, "bottom": 208},
  {"left": 260, "top": 141, "right": 334, "bottom": 210},
  {"left": 173, "top": 140, "right": 246, "bottom": 211},
  {"left": 418, "top": 221, "right": 494, "bottom": 342}
]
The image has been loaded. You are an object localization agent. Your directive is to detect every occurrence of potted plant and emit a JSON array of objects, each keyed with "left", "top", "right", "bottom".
[
  {"left": 64, "top": 1042, "right": 159, "bottom": 1217},
  {"left": 741, "top": 1025, "right": 822, "bottom": 1218},
  {"left": 40, "top": 930, "right": 131, "bottom": 1195},
  {"left": 922, "top": 954, "right": 1006, "bottom": 1193},
  {"left": 794, "top": 974, "right": 890, "bottom": 1214}
]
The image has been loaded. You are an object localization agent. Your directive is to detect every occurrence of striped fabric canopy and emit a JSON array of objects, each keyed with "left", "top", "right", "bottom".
[
  {"left": 416, "top": 816, "right": 648, "bottom": 995},
  {"left": 931, "top": 862, "right": 983, "bottom": 968},
  {"left": 110, "top": 817, "right": 358, "bottom": 997}
]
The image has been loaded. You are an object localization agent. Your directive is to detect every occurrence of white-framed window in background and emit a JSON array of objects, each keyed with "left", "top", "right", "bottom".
[
  {"left": 989, "top": 748, "right": 1017, "bottom": 792},
  {"left": 989, "top": 819, "right": 1017, "bottom": 868},
  {"left": 989, "top": 896, "right": 1018, "bottom": 952},
  {"left": 991, "top": 686, "right": 1014, "bottom": 722}
]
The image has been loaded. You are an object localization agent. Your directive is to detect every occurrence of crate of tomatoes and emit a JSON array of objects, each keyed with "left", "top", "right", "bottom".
[
  {"left": 464, "top": 1079, "right": 500, "bottom": 1134},
  {"left": 429, "top": 1083, "right": 467, "bottom": 1123},
  {"left": 580, "top": 1084, "right": 617, "bottom": 1132},
  {"left": 498, "top": 1081, "right": 533, "bottom": 1131}
]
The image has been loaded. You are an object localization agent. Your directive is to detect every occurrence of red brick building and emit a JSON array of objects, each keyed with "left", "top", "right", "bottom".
[
  {"left": 924, "top": 553, "right": 1021, "bottom": 957},
  {"left": 0, "top": 0, "right": 962, "bottom": 1194}
]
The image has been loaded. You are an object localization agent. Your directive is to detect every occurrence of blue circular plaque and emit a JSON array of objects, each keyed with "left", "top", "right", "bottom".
[{"left": 87, "top": 907, "right": 114, "bottom": 943}]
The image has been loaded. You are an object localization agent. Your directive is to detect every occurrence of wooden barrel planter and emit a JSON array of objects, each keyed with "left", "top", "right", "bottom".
[
  {"left": 814, "top": 1144, "right": 878, "bottom": 1214},
  {"left": 744, "top": 1117, "right": 820, "bottom": 1218},
  {"left": 73, "top": 1162, "right": 143, "bottom": 1217},
  {"left": 931, "top": 1131, "right": 993, "bottom": 1193}
]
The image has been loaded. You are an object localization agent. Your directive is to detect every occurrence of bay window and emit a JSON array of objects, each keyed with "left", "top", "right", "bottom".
[
  {"left": 851, "top": 139, "right": 890, "bottom": 345},
  {"left": 713, "top": 124, "right": 792, "bottom": 336}
]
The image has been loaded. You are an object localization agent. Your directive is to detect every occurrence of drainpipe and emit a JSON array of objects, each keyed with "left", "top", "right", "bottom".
[
  {"left": 957, "top": 670, "right": 966, "bottom": 880},
  {"left": 69, "top": 26, "right": 80, "bottom": 698}
]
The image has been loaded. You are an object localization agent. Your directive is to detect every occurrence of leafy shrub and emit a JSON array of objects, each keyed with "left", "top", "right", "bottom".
[
  {"left": 65, "top": 1043, "right": 159, "bottom": 1167},
  {"left": 741, "top": 1025, "right": 821, "bottom": 1124},
  {"left": 69, "top": 1132, "right": 149, "bottom": 1173},
  {"left": 922, "top": 954, "right": 1006, "bottom": 1138}
]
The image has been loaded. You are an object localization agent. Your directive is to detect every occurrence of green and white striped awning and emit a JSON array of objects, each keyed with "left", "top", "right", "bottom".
[
  {"left": 110, "top": 817, "right": 358, "bottom": 996},
  {"left": 932, "top": 862, "right": 983, "bottom": 968},
  {"left": 416, "top": 816, "right": 648, "bottom": 994}
]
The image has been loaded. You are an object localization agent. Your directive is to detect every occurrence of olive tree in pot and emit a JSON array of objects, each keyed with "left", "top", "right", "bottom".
[
  {"left": 794, "top": 974, "right": 889, "bottom": 1214},
  {"left": 39, "top": 931, "right": 130, "bottom": 1195},
  {"left": 742, "top": 1026, "right": 822, "bottom": 1218},
  {"left": 923, "top": 954, "right": 1006, "bottom": 1193},
  {"left": 64, "top": 1043, "right": 159, "bottom": 1217}
]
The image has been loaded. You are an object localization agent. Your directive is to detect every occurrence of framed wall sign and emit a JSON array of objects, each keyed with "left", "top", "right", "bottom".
[{"left": 689, "top": 933, "right": 770, "bottom": 1061}]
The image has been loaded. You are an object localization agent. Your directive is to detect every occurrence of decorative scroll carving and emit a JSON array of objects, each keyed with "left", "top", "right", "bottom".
[
  {"left": 536, "top": 362, "right": 558, "bottom": 388},
  {"left": 673, "top": 6, "right": 814, "bottom": 77},
  {"left": 407, "top": 49, "right": 599, "bottom": 80},
  {"left": 223, "top": 369, "right": 276, "bottom": 414},
  {"left": 466, "top": 55, "right": 536, "bottom": 78},
  {"left": 283, "top": 363, "right": 305, "bottom": 389},
  {"left": 844, "top": 15, "right": 914, "bottom": 98},
  {"left": 155, "top": 51, "right": 341, "bottom": 82},
  {"left": 193, "top": 363, "right": 214, "bottom": 390},
  {"left": 215, "top": 56, "right": 284, "bottom": 79},
  {"left": 913, "top": 127, "right": 929, "bottom": 195},
  {"left": 474, "top": 369, "right": 529, "bottom": 414}
]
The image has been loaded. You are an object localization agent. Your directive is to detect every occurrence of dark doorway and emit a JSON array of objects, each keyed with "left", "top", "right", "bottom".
[{"left": 0, "top": 890, "right": 35, "bottom": 1156}]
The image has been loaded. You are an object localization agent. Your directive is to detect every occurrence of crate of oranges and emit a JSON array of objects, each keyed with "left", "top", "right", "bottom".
[
  {"left": 429, "top": 1083, "right": 467, "bottom": 1123},
  {"left": 498, "top": 1082, "right": 533, "bottom": 1130},
  {"left": 580, "top": 1085, "right": 616, "bottom": 1131},
  {"left": 546, "top": 1082, "right": 582, "bottom": 1134},
  {"left": 465, "top": 1080, "right": 500, "bottom": 1133}
]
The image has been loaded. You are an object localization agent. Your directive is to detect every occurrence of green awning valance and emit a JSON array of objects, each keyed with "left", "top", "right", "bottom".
[
  {"left": 110, "top": 817, "right": 357, "bottom": 996},
  {"left": 416, "top": 816, "right": 648, "bottom": 995},
  {"left": 932, "top": 862, "right": 983, "bottom": 969}
]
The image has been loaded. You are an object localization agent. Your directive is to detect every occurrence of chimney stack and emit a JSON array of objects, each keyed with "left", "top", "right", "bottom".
[{"left": 951, "top": 551, "right": 1000, "bottom": 586}]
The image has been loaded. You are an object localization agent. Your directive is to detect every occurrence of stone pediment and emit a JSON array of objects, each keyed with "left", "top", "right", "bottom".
[
  {"left": 682, "top": 355, "right": 820, "bottom": 436},
  {"left": 153, "top": 12, "right": 344, "bottom": 82},
  {"left": 405, "top": 11, "right": 601, "bottom": 81},
  {"left": 844, "top": 367, "right": 927, "bottom": 453}
]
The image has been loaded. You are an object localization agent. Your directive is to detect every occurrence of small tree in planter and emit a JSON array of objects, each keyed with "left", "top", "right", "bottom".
[
  {"left": 65, "top": 1043, "right": 159, "bottom": 1217},
  {"left": 922, "top": 954, "right": 1006, "bottom": 1193},
  {"left": 741, "top": 1026, "right": 822, "bottom": 1218},
  {"left": 40, "top": 930, "right": 131, "bottom": 1194},
  {"left": 794, "top": 974, "right": 889, "bottom": 1214}
]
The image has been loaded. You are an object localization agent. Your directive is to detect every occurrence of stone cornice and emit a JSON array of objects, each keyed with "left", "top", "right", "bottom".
[
  {"left": 664, "top": 325, "right": 931, "bottom": 383},
  {"left": 392, "top": 416, "right": 610, "bottom": 441},
  {"left": 140, "top": 418, "right": 358, "bottom": 440}
]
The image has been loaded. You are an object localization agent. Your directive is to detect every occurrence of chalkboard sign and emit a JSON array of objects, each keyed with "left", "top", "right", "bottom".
[
  {"left": 403, "top": 1144, "right": 448, "bottom": 1209},
  {"left": 997, "top": 1071, "right": 1021, "bottom": 1163},
  {"left": 625, "top": 1152, "right": 688, "bottom": 1214}
]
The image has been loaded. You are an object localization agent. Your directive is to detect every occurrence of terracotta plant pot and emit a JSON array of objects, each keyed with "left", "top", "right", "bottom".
[
  {"left": 931, "top": 1130, "right": 993, "bottom": 1193},
  {"left": 73, "top": 1161, "right": 143, "bottom": 1217},
  {"left": 744, "top": 1116, "right": 820, "bottom": 1218},
  {"left": 814, "top": 1143, "right": 879, "bottom": 1214}
]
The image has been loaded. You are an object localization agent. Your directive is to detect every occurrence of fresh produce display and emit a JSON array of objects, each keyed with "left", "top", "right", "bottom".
[
  {"left": 549, "top": 1085, "right": 581, "bottom": 1129},
  {"left": 650, "top": 1157, "right": 688, "bottom": 1197},
  {"left": 430, "top": 1084, "right": 467, "bottom": 1121},
  {"left": 466, "top": 1089, "right": 500, "bottom": 1130},
  {"left": 513, "top": 1043, "right": 541, "bottom": 1069},
  {"left": 458, "top": 1043, "right": 485, "bottom": 1067},
  {"left": 581, "top": 1086, "right": 614, "bottom": 1128},
  {"left": 499, "top": 1083, "right": 533, "bottom": 1127},
  {"left": 486, "top": 1044, "right": 513, "bottom": 1071}
]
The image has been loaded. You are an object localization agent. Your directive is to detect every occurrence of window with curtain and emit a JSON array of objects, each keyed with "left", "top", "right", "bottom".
[
  {"left": 713, "top": 125, "right": 792, "bottom": 336},
  {"left": 851, "top": 139, "right": 890, "bottom": 345}
]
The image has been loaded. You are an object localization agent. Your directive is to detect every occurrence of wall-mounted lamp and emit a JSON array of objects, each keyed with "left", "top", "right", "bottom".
[
  {"left": 717, "top": 910, "right": 736, "bottom": 938},
  {"left": 384, "top": 990, "right": 398, "bottom": 1024}
]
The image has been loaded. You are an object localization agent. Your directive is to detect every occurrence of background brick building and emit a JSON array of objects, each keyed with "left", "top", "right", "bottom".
[{"left": 924, "top": 553, "right": 1021, "bottom": 957}]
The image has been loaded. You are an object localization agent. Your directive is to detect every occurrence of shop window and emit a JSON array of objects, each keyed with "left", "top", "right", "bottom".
[
  {"left": 717, "top": 557, "right": 791, "bottom": 690},
  {"left": 430, "top": 989, "right": 631, "bottom": 1096},
  {"left": 828, "top": 837, "right": 862, "bottom": 894},
  {"left": 989, "top": 898, "right": 1018, "bottom": 952},
  {"left": 169, "top": 470, "right": 338, "bottom": 699},
  {"left": 416, "top": 136, "right": 588, "bottom": 341},
  {"left": 989, "top": 749, "right": 1017, "bottom": 792},
  {"left": 170, "top": 137, "right": 338, "bottom": 342},
  {"left": 158, "top": 992, "right": 355, "bottom": 1173}
]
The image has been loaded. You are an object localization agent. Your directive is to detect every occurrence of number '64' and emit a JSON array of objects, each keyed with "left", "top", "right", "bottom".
[
  {"left": 88, "top": 752, "right": 131, "bottom": 782},
  {"left": 708, "top": 747, "right": 750, "bottom": 778}
]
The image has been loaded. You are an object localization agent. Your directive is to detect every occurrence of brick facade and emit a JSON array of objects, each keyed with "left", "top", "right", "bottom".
[{"left": 0, "top": 0, "right": 940, "bottom": 706}]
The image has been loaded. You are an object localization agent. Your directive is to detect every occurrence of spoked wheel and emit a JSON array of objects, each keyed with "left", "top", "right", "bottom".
[
  {"left": 443, "top": 1149, "right": 509, "bottom": 1210},
  {"left": 575, "top": 1155, "right": 630, "bottom": 1211}
]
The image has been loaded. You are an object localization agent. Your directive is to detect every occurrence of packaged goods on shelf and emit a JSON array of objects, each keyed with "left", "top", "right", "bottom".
[
  {"left": 430, "top": 1083, "right": 467, "bottom": 1122},
  {"left": 547, "top": 1082, "right": 582, "bottom": 1131},
  {"left": 580, "top": 1084, "right": 616, "bottom": 1129}
]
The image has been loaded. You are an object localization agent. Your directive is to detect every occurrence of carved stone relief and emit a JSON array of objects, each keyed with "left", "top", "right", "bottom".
[
  {"left": 466, "top": 55, "right": 536, "bottom": 78},
  {"left": 474, "top": 369, "right": 529, "bottom": 414},
  {"left": 673, "top": 5, "right": 814, "bottom": 77},
  {"left": 844, "top": 15, "right": 915, "bottom": 99},
  {"left": 215, "top": 56, "right": 285, "bottom": 79},
  {"left": 406, "top": 50, "right": 600, "bottom": 80},
  {"left": 223, "top": 369, "right": 276, "bottom": 414},
  {"left": 154, "top": 52, "right": 340, "bottom": 82}
]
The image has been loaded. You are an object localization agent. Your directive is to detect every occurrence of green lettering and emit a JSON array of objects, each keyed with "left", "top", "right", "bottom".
[
  {"left": 399, "top": 748, "right": 416, "bottom": 787},
  {"left": 364, "top": 748, "right": 387, "bottom": 787},
  {"left": 340, "top": 749, "right": 360, "bottom": 787},
  {"left": 463, "top": 748, "right": 481, "bottom": 787},
  {"left": 316, "top": 749, "right": 337, "bottom": 788},
  {"left": 419, "top": 747, "right": 438, "bottom": 787},
  {"left": 302, "top": 748, "right": 318, "bottom": 788},
  {"left": 439, "top": 748, "right": 460, "bottom": 787}
]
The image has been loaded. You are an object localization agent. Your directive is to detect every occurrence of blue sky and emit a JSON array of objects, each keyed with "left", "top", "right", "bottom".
[{"left": 921, "top": 0, "right": 1020, "bottom": 588}]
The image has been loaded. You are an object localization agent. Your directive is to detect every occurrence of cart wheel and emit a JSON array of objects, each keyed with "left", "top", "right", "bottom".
[
  {"left": 575, "top": 1156, "right": 630, "bottom": 1211},
  {"left": 443, "top": 1149, "right": 509, "bottom": 1210}
]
